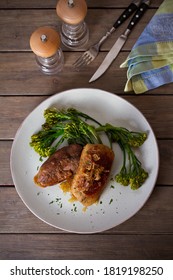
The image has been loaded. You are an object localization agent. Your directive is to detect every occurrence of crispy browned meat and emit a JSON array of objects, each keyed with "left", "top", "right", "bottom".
[
  {"left": 34, "top": 144, "right": 83, "bottom": 187},
  {"left": 71, "top": 144, "right": 114, "bottom": 206}
]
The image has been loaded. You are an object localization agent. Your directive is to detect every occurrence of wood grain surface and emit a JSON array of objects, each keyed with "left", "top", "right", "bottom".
[{"left": 0, "top": 0, "right": 172, "bottom": 260}]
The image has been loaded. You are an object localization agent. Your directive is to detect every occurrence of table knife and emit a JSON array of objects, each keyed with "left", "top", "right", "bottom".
[{"left": 89, "top": 0, "right": 150, "bottom": 83}]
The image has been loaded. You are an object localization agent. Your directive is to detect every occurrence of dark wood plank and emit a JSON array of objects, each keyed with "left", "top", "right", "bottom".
[
  {"left": 1, "top": 95, "right": 173, "bottom": 139},
  {"left": 0, "top": 0, "right": 163, "bottom": 9},
  {"left": 0, "top": 141, "right": 13, "bottom": 185},
  {"left": 0, "top": 233, "right": 172, "bottom": 259},
  {"left": 0, "top": 9, "right": 156, "bottom": 51},
  {"left": 0, "top": 52, "right": 129, "bottom": 95},
  {"left": 0, "top": 186, "right": 172, "bottom": 234},
  {"left": 0, "top": 0, "right": 171, "bottom": 263},
  {"left": 0, "top": 96, "right": 46, "bottom": 138},
  {"left": 1, "top": 52, "right": 173, "bottom": 95}
]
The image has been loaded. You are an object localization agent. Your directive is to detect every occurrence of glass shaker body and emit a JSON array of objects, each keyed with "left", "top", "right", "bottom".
[
  {"left": 56, "top": 0, "right": 89, "bottom": 49},
  {"left": 61, "top": 21, "right": 89, "bottom": 49},
  {"left": 35, "top": 48, "right": 64, "bottom": 75}
]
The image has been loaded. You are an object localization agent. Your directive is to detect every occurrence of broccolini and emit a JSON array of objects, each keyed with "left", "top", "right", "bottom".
[
  {"left": 30, "top": 108, "right": 102, "bottom": 157},
  {"left": 96, "top": 123, "right": 148, "bottom": 189},
  {"left": 30, "top": 107, "right": 148, "bottom": 189}
]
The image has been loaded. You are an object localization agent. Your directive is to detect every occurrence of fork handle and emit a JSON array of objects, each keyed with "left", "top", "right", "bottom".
[{"left": 113, "top": 0, "right": 141, "bottom": 29}]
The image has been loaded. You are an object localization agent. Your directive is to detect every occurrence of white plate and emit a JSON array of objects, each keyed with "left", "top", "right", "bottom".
[{"left": 10, "top": 88, "right": 159, "bottom": 233}]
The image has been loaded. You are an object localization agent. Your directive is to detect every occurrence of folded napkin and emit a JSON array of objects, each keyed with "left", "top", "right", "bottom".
[{"left": 121, "top": 0, "right": 173, "bottom": 94}]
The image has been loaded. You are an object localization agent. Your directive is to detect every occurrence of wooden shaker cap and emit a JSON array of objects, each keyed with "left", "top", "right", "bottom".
[
  {"left": 56, "top": 0, "right": 87, "bottom": 25},
  {"left": 30, "top": 27, "right": 61, "bottom": 58}
]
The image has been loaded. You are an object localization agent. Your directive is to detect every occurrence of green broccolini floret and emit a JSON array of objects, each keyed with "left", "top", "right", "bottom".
[
  {"left": 30, "top": 107, "right": 148, "bottom": 189},
  {"left": 115, "top": 142, "right": 148, "bottom": 190},
  {"left": 96, "top": 123, "right": 147, "bottom": 147},
  {"left": 30, "top": 125, "right": 65, "bottom": 157},
  {"left": 30, "top": 108, "right": 102, "bottom": 157},
  {"left": 44, "top": 108, "right": 73, "bottom": 123},
  {"left": 96, "top": 123, "right": 148, "bottom": 189},
  {"left": 44, "top": 107, "right": 102, "bottom": 125},
  {"left": 63, "top": 119, "right": 102, "bottom": 146}
]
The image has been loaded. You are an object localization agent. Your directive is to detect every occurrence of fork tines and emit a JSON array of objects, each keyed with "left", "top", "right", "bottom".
[{"left": 73, "top": 51, "right": 95, "bottom": 70}]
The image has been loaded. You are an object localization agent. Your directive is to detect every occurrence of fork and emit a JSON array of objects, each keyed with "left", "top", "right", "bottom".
[{"left": 73, "top": 0, "right": 141, "bottom": 69}]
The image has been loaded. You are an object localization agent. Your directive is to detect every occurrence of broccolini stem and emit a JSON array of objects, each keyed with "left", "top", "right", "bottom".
[
  {"left": 30, "top": 107, "right": 148, "bottom": 189},
  {"left": 67, "top": 108, "right": 102, "bottom": 126}
]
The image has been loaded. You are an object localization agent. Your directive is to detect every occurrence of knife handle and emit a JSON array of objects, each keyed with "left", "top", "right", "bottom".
[
  {"left": 113, "top": 0, "right": 141, "bottom": 29},
  {"left": 126, "top": 0, "right": 150, "bottom": 31}
]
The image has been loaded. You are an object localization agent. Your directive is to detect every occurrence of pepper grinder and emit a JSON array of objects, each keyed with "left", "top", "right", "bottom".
[
  {"left": 56, "top": 0, "right": 89, "bottom": 49},
  {"left": 30, "top": 26, "right": 64, "bottom": 75}
]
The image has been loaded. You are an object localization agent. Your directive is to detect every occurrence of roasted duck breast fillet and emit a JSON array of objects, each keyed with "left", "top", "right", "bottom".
[
  {"left": 34, "top": 144, "right": 83, "bottom": 187},
  {"left": 71, "top": 144, "right": 115, "bottom": 206}
]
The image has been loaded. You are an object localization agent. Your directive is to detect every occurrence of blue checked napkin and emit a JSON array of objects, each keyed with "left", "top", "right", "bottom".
[{"left": 121, "top": 0, "right": 173, "bottom": 93}]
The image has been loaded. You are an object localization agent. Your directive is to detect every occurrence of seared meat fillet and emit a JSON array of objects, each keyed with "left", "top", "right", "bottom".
[
  {"left": 71, "top": 144, "right": 114, "bottom": 206},
  {"left": 34, "top": 144, "right": 83, "bottom": 187}
]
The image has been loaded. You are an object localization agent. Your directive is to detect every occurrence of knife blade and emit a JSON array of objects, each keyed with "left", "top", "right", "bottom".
[{"left": 89, "top": 0, "right": 150, "bottom": 83}]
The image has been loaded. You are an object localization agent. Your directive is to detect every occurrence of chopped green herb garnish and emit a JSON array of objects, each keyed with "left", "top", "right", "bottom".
[
  {"left": 49, "top": 200, "right": 54, "bottom": 204},
  {"left": 109, "top": 198, "right": 113, "bottom": 205}
]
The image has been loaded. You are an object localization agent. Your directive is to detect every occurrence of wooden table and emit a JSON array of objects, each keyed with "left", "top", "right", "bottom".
[{"left": 0, "top": 0, "right": 172, "bottom": 260}]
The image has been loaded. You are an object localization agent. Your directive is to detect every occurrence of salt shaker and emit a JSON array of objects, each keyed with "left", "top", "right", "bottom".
[
  {"left": 56, "top": 0, "right": 89, "bottom": 49},
  {"left": 30, "top": 26, "right": 64, "bottom": 75}
]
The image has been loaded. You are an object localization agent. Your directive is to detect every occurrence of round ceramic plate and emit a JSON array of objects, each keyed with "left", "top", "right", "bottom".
[{"left": 10, "top": 88, "right": 159, "bottom": 233}]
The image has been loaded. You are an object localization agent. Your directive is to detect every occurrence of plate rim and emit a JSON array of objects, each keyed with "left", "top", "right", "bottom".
[{"left": 10, "top": 88, "right": 160, "bottom": 233}]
